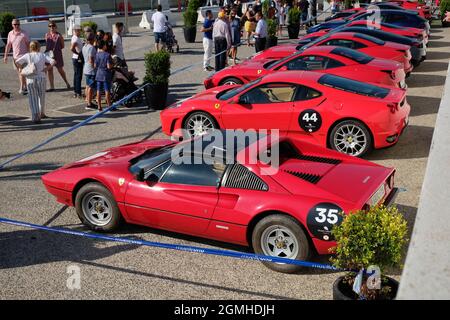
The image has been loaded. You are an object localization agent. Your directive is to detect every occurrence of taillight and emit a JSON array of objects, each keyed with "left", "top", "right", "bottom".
[{"left": 387, "top": 103, "right": 399, "bottom": 113}]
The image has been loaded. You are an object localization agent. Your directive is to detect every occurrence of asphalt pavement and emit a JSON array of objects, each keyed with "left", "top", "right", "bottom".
[{"left": 0, "top": 21, "right": 449, "bottom": 299}]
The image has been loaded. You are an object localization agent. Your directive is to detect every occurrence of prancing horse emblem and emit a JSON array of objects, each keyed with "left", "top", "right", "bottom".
[{"left": 118, "top": 178, "right": 125, "bottom": 186}]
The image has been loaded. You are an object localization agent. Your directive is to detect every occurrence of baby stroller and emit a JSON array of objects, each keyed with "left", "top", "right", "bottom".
[
  {"left": 165, "top": 20, "right": 179, "bottom": 53},
  {"left": 111, "top": 56, "right": 142, "bottom": 107}
]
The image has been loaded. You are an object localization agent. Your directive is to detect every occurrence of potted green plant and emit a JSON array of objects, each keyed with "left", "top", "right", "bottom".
[
  {"left": 0, "top": 12, "right": 15, "bottom": 43},
  {"left": 143, "top": 50, "right": 171, "bottom": 110},
  {"left": 330, "top": 205, "right": 408, "bottom": 300},
  {"left": 440, "top": 0, "right": 450, "bottom": 27},
  {"left": 183, "top": 0, "right": 201, "bottom": 43},
  {"left": 266, "top": 18, "right": 278, "bottom": 48},
  {"left": 287, "top": 7, "right": 301, "bottom": 39}
]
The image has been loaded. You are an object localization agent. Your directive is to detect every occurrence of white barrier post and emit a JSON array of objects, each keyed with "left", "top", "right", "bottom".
[{"left": 124, "top": 0, "right": 129, "bottom": 34}]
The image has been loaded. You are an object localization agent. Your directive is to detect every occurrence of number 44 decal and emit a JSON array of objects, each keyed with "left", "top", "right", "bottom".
[
  {"left": 302, "top": 112, "right": 318, "bottom": 123},
  {"left": 314, "top": 207, "right": 339, "bottom": 225}
]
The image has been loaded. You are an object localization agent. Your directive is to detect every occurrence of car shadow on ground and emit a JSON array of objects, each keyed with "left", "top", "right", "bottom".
[
  {"left": 407, "top": 95, "right": 441, "bottom": 117},
  {"left": 425, "top": 50, "right": 450, "bottom": 60},
  {"left": 367, "top": 125, "right": 434, "bottom": 161},
  {"left": 0, "top": 162, "right": 62, "bottom": 181},
  {"left": 406, "top": 74, "right": 447, "bottom": 88},
  {"left": 412, "top": 61, "right": 449, "bottom": 72}
]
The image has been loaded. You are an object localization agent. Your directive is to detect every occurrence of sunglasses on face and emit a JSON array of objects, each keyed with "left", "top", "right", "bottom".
[
  {"left": 13, "top": 24, "right": 20, "bottom": 26},
  {"left": 49, "top": 25, "right": 56, "bottom": 28}
]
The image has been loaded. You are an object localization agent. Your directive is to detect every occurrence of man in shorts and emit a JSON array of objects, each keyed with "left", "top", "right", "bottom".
[{"left": 151, "top": 5, "right": 167, "bottom": 51}]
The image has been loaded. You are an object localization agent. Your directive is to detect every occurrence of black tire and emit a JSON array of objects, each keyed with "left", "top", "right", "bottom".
[
  {"left": 251, "top": 214, "right": 311, "bottom": 273},
  {"left": 329, "top": 119, "right": 372, "bottom": 157},
  {"left": 75, "top": 182, "right": 122, "bottom": 232},
  {"left": 183, "top": 111, "right": 218, "bottom": 139},
  {"left": 219, "top": 77, "right": 243, "bottom": 86}
]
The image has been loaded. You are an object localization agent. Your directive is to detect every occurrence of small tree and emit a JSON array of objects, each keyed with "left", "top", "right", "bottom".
[
  {"left": 330, "top": 205, "right": 408, "bottom": 300},
  {"left": 144, "top": 50, "right": 171, "bottom": 85},
  {"left": 441, "top": 0, "right": 450, "bottom": 18},
  {"left": 288, "top": 7, "right": 301, "bottom": 26},
  {"left": 267, "top": 18, "right": 278, "bottom": 38},
  {"left": 0, "top": 12, "right": 15, "bottom": 40}
]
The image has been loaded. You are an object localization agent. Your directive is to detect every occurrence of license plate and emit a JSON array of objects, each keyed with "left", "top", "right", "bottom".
[
  {"left": 369, "top": 185, "right": 386, "bottom": 207},
  {"left": 400, "top": 79, "right": 406, "bottom": 89}
]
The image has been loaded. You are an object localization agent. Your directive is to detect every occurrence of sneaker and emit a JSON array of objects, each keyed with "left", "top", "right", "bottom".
[
  {"left": 206, "top": 66, "right": 214, "bottom": 71},
  {"left": 85, "top": 104, "right": 97, "bottom": 110}
]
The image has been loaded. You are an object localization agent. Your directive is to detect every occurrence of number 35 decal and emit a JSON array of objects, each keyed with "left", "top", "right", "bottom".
[
  {"left": 306, "top": 203, "right": 343, "bottom": 241},
  {"left": 299, "top": 109, "right": 322, "bottom": 133}
]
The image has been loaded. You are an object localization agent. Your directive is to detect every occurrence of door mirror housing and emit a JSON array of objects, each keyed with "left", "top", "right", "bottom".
[
  {"left": 146, "top": 173, "right": 159, "bottom": 186},
  {"left": 238, "top": 95, "right": 249, "bottom": 104},
  {"left": 278, "top": 65, "right": 288, "bottom": 71}
]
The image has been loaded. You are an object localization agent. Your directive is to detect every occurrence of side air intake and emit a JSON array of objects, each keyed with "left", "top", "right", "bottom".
[
  {"left": 224, "top": 164, "right": 268, "bottom": 191},
  {"left": 295, "top": 154, "right": 342, "bottom": 165},
  {"left": 284, "top": 170, "right": 322, "bottom": 184}
]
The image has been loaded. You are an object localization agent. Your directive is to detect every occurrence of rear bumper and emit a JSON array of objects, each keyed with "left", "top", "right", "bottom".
[{"left": 373, "top": 103, "right": 410, "bottom": 149}]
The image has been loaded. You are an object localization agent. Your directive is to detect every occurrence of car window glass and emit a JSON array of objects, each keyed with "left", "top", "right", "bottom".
[
  {"left": 240, "top": 83, "right": 297, "bottom": 104},
  {"left": 323, "top": 39, "right": 366, "bottom": 49},
  {"left": 294, "top": 85, "right": 322, "bottom": 101},
  {"left": 146, "top": 160, "right": 171, "bottom": 180},
  {"left": 161, "top": 158, "right": 226, "bottom": 186}
]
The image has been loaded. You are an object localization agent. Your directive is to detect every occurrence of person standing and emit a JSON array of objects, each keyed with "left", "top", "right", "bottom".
[
  {"left": 309, "top": 0, "right": 318, "bottom": 26},
  {"left": 15, "top": 41, "right": 56, "bottom": 123},
  {"left": 82, "top": 33, "right": 97, "bottom": 110},
  {"left": 201, "top": 10, "right": 214, "bottom": 71},
  {"left": 45, "top": 22, "right": 70, "bottom": 91},
  {"left": 253, "top": 11, "right": 267, "bottom": 53},
  {"left": 229, "top": 9, "right": 241, "bottom": 65},
  {"left": 299, "top": 0, "right": 309, "bottom": 29},
  {"left": 94, "top": 40, "right": 113, "bottom": 112},
  {"left": 3, "top": 19, "right": 30, "bottom": 95},
  {"left": 70, "top": 25, "right": 84, "bottom": 99},
  {"left": 113, "top": 22, "right": 125, "bottom": 60},
  {"left": 213, "top": 11, "right": 231, "bottom": 71},
  {"left": 151, "top": 5, "right": 167, "bottom": 51}
]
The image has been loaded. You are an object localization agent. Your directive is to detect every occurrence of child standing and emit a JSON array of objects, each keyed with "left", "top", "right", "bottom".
[{"left": 94, "top": 40, "right": 113, "bottom": 112}]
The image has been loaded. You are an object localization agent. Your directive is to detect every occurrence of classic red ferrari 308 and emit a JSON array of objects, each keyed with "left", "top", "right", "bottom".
[
  {"left": 162, "top": 71, "right": 410, "bottom": 157},
  {"left": 252, "top": 32, "right": 413, "bottom": 75},
  {"left": 204, "top": 46, "right": 406, "bottom": 90},
  {"left": 42, "top": 131, "right": 399, "bottom": 273}
]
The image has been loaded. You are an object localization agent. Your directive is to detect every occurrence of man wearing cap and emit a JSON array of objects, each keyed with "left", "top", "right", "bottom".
[
  {"left": 213, "top": 11, "right": 231, "bottom": 71},
  {"left": 71, "top": 24, "right": 84, "bottom": 98},
  {"left": 3, "top": 19, "right": 30, "bottom": 95}
]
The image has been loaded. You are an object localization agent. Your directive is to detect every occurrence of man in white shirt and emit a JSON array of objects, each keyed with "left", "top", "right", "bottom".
[
  {"left": 151, "top": 5, "right": 167, "bottom": 51},
  {"left": 212, "top": 11, "right": 231, "bottom": 71},
  {"left": 112, "top": 22, "right": 125, "bottom": 60},
  {"left": 253, "top": 12, "right": 267, "bottom": 53}
]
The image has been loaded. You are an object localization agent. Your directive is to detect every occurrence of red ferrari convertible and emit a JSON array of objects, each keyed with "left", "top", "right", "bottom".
[
  {"left": 204, "top": 46, "right": 406, "bottom": 89},
  {"left": 252, "top": 32, "right": 413, "bottom": 74},
  {"left": 162, "top": 71, "right": 410, "bottom": 157},
  {"left": 42, "top": 131, "right": 399, "bottom": 273}
]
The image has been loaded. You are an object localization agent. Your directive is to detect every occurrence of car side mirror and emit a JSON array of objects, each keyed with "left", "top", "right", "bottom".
[
  {"left": 146, "top": 173, "right": 159, "bottom": 186},
  {"left": 278, "top": 65, "right": 288, "bottom": 71},
  {"left": 238, "top": 96, "right": 249, "bottom": 104}
]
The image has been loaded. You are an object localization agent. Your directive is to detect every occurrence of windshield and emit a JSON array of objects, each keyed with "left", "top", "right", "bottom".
[
  {"left": 330, "top": 47, "right": 373, "bottom": 64},
  {"left": 129, "top": 144, "right": 174, "bottom": 176},
  {"left": 217, "top": 78, "right": 262, "bottom": 100}
]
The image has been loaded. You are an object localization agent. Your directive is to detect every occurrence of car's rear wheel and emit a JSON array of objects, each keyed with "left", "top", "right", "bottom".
[
  {"left": 329, "top": 120, "right": 372, "bottom": 157},
  {"left": 183, "top": 111, "right": 218, "bottom": 138},
  {"left": 75, "top": 182, "right": 122, "bottom": 232},
  {"left": 219, "top": 77, "right": 243, "bottom": 86},
  {"left": 252, "top": 214, "right": 311, "bottom": 273}
]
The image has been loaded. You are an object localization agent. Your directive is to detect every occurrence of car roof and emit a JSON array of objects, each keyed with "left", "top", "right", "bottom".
[{"left": 259, "top": 70, "right": 323, "bottom": 85}]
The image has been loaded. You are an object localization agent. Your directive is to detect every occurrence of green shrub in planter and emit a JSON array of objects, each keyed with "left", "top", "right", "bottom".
[
  {"left": 441, "top": 0, "right": 450, "bottom": 25},
  {"left": 143, "top": 50, "right": 171, "bottom": 109},
  {"left": 187, "top": 0, "right": 201, "bottom": 11},
  {"left": 330, "top": 205, "right": 408, "bottom": 300},
  {"left": 288, "top": 7, "right": 301, "bottom": 26},
  {"left": 0, "top": 12, "right": 15, "bottom": 40},
  {"left": 183, "top": 10, "right": 199, "bottom": 28}
]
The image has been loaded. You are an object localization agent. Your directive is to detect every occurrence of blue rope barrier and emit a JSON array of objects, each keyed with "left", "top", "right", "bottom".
[{"left": 0, "top": 216, "right": 344, "bottom": 271}]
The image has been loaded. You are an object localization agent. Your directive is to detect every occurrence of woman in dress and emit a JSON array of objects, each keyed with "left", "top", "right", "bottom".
[
  {"left": 15, "top": 41, "right": 56, "bottom": 123},
  {"left": 45, "top": 22, "right": 70, "bottom": 91}
]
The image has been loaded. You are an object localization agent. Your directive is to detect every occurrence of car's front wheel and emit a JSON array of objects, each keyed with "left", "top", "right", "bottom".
[
  {"left": 183, "top": 111, "right": 218, "bottom": 138},
  {"left": 252, "top": 214, "right": 311, "bottom": 273},
  {"left": 219, "top": 77, "right": 243, "bottom": 86},
  {"left": 75, "top": 182, "right": 122, "bottom": 232},
  {"left": 329, "top": 120, "right": 372, "bottom": 157}
]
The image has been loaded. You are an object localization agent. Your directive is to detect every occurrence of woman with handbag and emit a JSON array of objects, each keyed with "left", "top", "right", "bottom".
[
  {"left": 45, "top": 22, "right": 70, "bottom": 92},
  {"left": 15, "top": 41, "right": 56, "bottom": 124}
]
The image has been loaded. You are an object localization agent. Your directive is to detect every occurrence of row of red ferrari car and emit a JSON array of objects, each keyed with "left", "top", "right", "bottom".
[{"left": 42, "top": 2, "right": 433, "bottom": 272}]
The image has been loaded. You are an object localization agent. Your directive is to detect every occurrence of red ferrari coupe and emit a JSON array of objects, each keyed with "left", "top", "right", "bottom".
[
  {"left": 42, "top": 131, "right": 399, "bottom": 273},
  {"left": 252, "top": 32, "right": 413, "bottom": 74},
  {"left": 204, "top": 46, "right": 406, "bottom": 89},
  {"left": 162, "top": 71, "right": 410, "bottom": 157}
]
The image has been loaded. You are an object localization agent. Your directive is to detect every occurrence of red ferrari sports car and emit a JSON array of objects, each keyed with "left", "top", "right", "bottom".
[
  {"left": 162, "top": 71, "right": 410, "bottom": 157},
  {"left": 42, "top": 130, "right": 399, "bottom": 273},
  {"left": 252, "top": 32, "right": 413, "bottom": 74},
  {"left": 204, "top": 46, "right": 406, "bottom": 90}
]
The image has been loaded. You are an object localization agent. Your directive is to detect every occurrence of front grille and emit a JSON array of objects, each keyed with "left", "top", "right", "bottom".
[
  {"left": 224, "top": 164, "right": 268, "bottom": 191},
  {"left": 294, "top": 153, "right": 341, "bottom": 165},
  {"left": 284, "top": 170, "right": 322, "bottom": 184}
]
